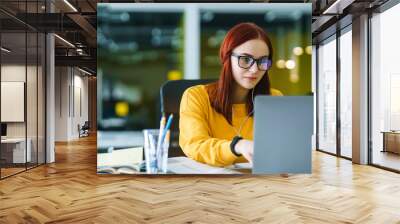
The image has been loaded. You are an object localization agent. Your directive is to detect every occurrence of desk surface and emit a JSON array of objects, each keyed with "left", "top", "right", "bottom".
[
  {"left": 97, "top": 147, "right": 251, "bottom": 174},
  {"left": 1, "top": 137, "right": 27, "bottom": 143}
]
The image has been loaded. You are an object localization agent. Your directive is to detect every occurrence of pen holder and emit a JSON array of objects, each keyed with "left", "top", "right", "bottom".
[{"left": 143, "top": 129, "right": 170, "bottom": 174}]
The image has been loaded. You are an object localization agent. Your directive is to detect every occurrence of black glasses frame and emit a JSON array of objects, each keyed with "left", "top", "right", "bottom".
[{"left": 231, "top": 52, "right": 272, "bottom": 71}]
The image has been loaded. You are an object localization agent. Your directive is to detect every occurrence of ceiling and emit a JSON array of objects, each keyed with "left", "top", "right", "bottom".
[{"left": 0, "top": 0, "right": 393, "bottom": 74}]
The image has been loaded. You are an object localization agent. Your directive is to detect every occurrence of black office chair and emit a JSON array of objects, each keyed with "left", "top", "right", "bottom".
[
  {"left": 78, "top": 121, "right": 90, "bottom": 138},
  {"left": 160, "top": 79, "right": 217, "bottom": 157}
]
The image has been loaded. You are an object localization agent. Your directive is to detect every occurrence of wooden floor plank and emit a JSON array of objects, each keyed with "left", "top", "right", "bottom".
[{"left": 0, "top": 134, "right": 400, "bottom": 223}]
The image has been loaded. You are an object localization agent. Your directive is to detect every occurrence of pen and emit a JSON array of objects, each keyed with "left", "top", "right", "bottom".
[
  {"left": 156, "top": 115, "right": 166, "bottom": 155},
  {"left": 159, "top": 114, "right": 173, "bottom": 147},
  {"left": 156, "top": 114, "right": 171, "bottom": 170}
]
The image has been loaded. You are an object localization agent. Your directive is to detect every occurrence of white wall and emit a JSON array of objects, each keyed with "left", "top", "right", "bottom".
[
  {"left": 55, "top": 67, "right": 89, "bottom": 141},
  {"left": 1, "top": 65, "right": 26, "bottom": 81},
  {"left": 1, "top": 65, "right": 26, "bottom": 139},
  {"left": 1, "top": 64, "right": 46, "bottom": 163},
  {"left": 55, "top": 67, "right": 69, "bottom": 141},
  {"left": 1, "top": 66, "right": 26, "bottom": 128},
  {"left": 71, "top": 73, "right": 89, "bottom": 138},
  {"left": 1, "top": 82, "right": 25, "bottom": 122}
]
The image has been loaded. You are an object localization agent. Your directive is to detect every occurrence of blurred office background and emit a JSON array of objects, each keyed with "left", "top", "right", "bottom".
[
  {"left": 0, "top": 0, "right": 397, "bottom": 181},
  {"left": 97, "top": 3, "right": 312, "bottom": 131}
]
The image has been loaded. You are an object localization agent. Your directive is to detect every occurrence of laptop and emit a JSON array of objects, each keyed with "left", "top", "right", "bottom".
[{"left": 252, "top": 96, "right": 313, "bottom": 174}]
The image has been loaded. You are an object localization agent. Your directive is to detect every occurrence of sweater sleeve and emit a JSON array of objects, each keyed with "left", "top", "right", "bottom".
[
  {"left": 271, "top": 88, "right": 284, "bottom": 96},
  {"left": 179, "top": 87, "right": 238, "bottom": 167}
]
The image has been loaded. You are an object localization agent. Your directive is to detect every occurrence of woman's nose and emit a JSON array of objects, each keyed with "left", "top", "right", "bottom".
[{"left": 248, "top": 62, "right": 259, "bottom": 73}]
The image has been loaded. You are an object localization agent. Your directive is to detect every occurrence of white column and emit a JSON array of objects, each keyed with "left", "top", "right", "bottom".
[
  {"left": 45, "top": 0, "right": 55, "bottom": 163},
  {"left": 352, "top": 14, "right": 369, "bottom": 164},
  {"left": 184, "top": 5, "right": 200, "bottom": 80},
  {"left": 46, "top": 33, "right": 55, "bottom": 163}
]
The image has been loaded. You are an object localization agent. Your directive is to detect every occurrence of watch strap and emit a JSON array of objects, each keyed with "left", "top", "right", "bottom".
[{"left": 230, "top": 136, "right": 243, "bottom": 157}]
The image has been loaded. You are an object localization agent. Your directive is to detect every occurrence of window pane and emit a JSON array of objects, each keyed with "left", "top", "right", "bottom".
[
  {"left": 340, "top": 29, "right": 352, "bottom": 158},
  {"left": 371, "top": 4, "right": 400, "bottom": 171},
  {"left": 38, "top": 32, "right": 45, "bottom": 165},
  {"left": 1, "top": 30, "right": 27, "bottom": 177},
  {"left": 318, "top": 36, "right": 337, "bottom": 154},
  {"left": 27, "top": 30, "right": 38, "bottom": 169}
]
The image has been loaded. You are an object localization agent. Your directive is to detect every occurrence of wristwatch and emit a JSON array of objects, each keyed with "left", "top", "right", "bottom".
[{"left": 230, "top": 136, "right": 243, "bottom": 157}]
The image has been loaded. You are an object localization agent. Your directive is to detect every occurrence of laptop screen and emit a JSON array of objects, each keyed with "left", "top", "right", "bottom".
[{"left": 253, "top": 96, "right": 313, "bottom": 174}]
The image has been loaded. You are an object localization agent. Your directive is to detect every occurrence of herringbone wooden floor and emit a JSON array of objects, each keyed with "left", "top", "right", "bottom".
[{"left": 1, "top": 135, "right": 400, "bottom": 223}]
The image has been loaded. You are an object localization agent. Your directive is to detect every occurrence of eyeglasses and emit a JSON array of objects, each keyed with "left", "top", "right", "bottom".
[{"left": 231, "top": 52, "right": 272, "bottom": 71}]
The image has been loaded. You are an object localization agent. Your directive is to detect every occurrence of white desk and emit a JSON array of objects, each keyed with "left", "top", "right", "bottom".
[
  {"left": 97, "top": 147, "right": 251, "bottom": 174},
  {"left": 1, "top": 138, "right": 31, "bottom": 163}
]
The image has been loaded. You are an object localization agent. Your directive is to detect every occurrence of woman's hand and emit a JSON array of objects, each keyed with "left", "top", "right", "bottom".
[{"left": 235, "top": 139, "right": 254, "bottom": 164}]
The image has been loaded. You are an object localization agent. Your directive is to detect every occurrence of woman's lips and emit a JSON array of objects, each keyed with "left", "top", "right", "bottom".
[{"left": 243, "top": 76, "right": 257, "bottom": 81}]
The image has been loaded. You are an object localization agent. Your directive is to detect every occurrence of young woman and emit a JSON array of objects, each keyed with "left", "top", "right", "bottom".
[{"left": 179, "top": 22, "right": 282, "bottom": 167}]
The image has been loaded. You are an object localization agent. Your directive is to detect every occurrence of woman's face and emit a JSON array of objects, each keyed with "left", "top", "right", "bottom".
[{"left": 230, "top": 39, "right": 270, "bottom": 90}]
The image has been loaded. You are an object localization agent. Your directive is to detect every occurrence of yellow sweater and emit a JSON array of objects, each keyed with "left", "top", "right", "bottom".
[{"left": 179, "top": 85, "right": 283, "bottom": 167}]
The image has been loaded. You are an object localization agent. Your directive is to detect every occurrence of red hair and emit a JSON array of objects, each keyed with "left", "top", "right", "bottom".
[{"left": 206, "top": 22, "right": 273, "bottom": 124}]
